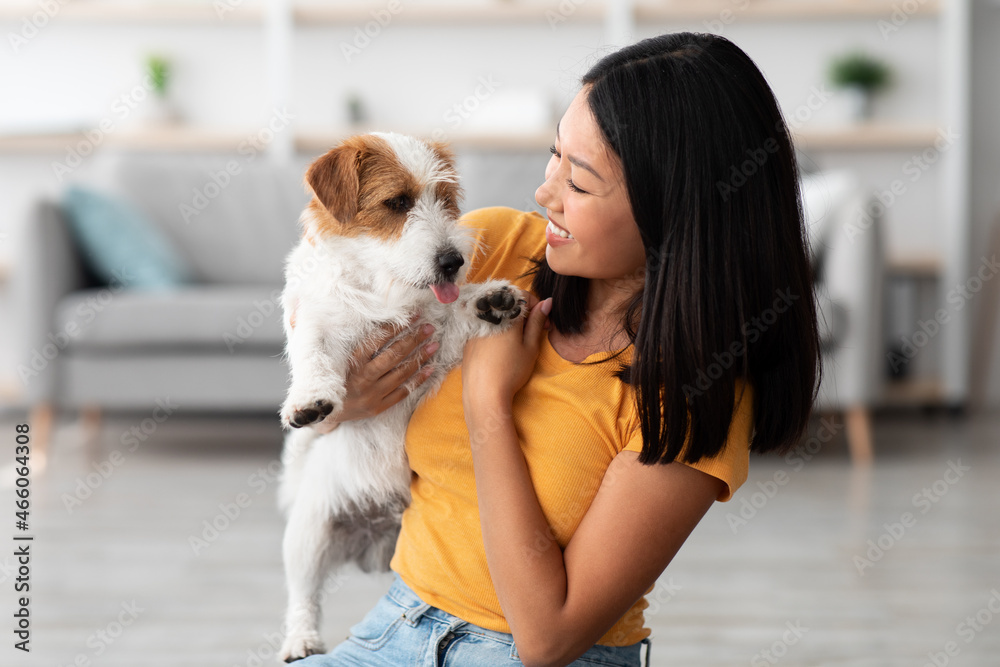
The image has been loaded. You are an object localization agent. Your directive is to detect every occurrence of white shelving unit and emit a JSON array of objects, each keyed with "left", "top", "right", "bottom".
[{"left": 0, "top": 0, "right": 974, "bottom": 408}]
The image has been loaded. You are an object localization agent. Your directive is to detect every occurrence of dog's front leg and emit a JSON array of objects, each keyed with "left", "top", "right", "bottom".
[{"left": 280, "top": 312, "right": 349, "bottom": 430}]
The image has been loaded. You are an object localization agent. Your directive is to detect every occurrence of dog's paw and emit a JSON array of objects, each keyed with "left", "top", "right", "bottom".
[
  {"left": 279, "top": 633, "right": 326, "bottom": 663},
  {"left": 475, "top": 286, "right": 526, "bottom": 325},
  {"left": 280, "top": 398, "right": 337, "bottom": 430}
]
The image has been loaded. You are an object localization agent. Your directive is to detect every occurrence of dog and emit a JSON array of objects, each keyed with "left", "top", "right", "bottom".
[{"left": 276, "top": 132, "right": 526, "bottom": 662}]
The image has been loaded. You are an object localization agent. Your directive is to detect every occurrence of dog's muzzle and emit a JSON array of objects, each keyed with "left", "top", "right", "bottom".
[{"left": 429, "top": 250, "right": 464, "bottom": 304}]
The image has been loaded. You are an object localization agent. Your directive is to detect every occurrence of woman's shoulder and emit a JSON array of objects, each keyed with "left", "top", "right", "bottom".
[{"left": 461, "top": 207, "right": 546, "bottom": 285}]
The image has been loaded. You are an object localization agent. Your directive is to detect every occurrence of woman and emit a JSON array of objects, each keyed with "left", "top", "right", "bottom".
[{"left": 297, "top": 31, "right": 821, "bottom": 667}]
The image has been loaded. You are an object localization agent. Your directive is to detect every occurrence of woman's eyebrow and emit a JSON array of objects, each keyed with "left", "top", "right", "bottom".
[{"left": 555, "top": 122, "right": 606, "bottom": 183}]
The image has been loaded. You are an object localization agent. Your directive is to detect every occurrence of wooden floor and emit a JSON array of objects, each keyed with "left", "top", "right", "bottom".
[{"left": 1, "top": 409, "right": 998, "bottom": 667}]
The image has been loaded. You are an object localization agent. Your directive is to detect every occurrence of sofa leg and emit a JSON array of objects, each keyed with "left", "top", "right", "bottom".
[
  {"left": 27, "top": 402, "right": 55, "bottom": 475},
  {"left": 845, "top": 405, "right": 873, "bottom": 465}
]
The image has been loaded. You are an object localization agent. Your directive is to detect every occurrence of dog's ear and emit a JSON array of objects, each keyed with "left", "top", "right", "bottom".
[
  {"left": 427, "top": 140, "right": 456, "bottom": 170},
  {"left": 305, "top": 141, "right": 362, "bottom": 223}
]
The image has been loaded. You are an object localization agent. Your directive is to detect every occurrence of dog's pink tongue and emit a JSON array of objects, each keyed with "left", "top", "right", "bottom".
[{"left": 430, "top": 282, "right": 459, "bottom": 304}]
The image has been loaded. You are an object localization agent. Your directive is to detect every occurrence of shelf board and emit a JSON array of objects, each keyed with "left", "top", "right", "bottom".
[
  {"left": 792, "top": 123, "right": 942, "bottom": 150},
  {"left": 0, "top": 1, "right": 262, "bottom": 23},
  {"left": 0, "top": 0, "right": 942, "bottom": 25},
  {"left": 294, "top": 3, "right": 605, "bottom": 25},
  {"left": 2, "top": 124, "right": 948, "bottom": 154},
  {"left": 636, "top": 0, "right": 940, "bottom": 21},
  {"left": 295, "top": 128, "right": 553, "bottom": 153},
  {"left": 0, "top": 127, "right": 262, "bottom": 153},
  {"left": 880, "top": 376, "right": 946, "bottom": 408}
]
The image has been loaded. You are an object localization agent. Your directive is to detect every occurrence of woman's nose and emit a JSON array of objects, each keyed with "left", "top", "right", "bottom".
[{"left": 535, "top": 169, "right": 559, "bottom": 211}]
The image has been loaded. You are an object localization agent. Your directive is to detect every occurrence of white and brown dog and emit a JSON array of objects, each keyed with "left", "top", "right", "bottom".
[{"left": 276, "top": 132, "right": 525, "bottom": 661}]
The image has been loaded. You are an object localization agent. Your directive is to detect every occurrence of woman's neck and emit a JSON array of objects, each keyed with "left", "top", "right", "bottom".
[{"left": 548, "top": 272, "right": 643, "bottom": 362}]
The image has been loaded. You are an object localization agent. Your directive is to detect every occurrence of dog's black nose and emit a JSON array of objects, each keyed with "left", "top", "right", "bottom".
[{"left": 437, "top": 251, "right": 464, "bottom": 276}]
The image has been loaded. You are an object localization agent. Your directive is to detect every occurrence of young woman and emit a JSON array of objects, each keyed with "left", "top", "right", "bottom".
[{"left": 296, "top": 31, "right": 821, "bottom": 667}]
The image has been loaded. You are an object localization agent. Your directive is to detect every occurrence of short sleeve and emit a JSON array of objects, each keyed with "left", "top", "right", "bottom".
[
  {"left": 460, "top": 207, "right": 544, "bottom": 288},
  {"left": 622, "top": 382, "right": 753, "bottom": 502}
]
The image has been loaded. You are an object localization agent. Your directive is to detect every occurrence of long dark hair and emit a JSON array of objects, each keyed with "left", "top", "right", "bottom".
[{"left": 524, "top": 32, "right": 822, "bottom": 465}]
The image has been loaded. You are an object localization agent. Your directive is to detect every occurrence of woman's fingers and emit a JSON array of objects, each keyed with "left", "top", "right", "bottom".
[
  {"left": 352, "top": 314, "right": 419, "bottom": 365},
  {"left": 365, "top": 322, "right": 435, "bottom": 379},
  {"left": 376, "top": 336, "right": 439, "bottom": 389},
  {"left": 379, "top": 363, "right": 435, "bottom": 411}
]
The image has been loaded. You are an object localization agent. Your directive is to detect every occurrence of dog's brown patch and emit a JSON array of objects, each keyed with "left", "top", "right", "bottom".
[
  {"left": 304, "top": 135, "right": 423, "bottom": 243},
  {"left": 428, "top": 141, "right": 462, "bottom": 218}
]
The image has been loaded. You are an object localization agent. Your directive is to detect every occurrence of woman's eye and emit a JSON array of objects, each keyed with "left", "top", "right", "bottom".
[
  {"left": 566, "top": 179, "right": 587, "bottom": 194},
  {"left": 549, "top": 145, "right": 560, "bottom": 158}
]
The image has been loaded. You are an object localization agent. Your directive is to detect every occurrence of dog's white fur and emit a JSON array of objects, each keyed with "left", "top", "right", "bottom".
[{"left": 277, "top": 132, "right": 525, "bottom": 661}]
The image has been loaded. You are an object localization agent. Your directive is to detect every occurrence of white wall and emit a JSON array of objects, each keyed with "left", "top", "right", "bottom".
[{"left": 1, "top": 2, "right": 997, "bottom": 407}]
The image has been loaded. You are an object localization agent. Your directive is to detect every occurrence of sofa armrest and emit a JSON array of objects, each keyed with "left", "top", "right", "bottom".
[{"left": 13, "top": 200, "right": 89, "bottom": 405}]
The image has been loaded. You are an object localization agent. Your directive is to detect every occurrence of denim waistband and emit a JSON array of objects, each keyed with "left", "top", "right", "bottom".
[{"left": 386, "top": 574, "right": 651, "bottom": 667}]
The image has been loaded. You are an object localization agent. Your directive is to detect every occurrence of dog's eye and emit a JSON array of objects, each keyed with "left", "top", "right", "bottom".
[{"left": 382, "top": 195, "right": 414, "bottom": 213}]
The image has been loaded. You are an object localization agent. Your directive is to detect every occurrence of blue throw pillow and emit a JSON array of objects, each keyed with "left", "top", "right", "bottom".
[{"left": 61, "top": 185, "right": 193, "bottom": 290}]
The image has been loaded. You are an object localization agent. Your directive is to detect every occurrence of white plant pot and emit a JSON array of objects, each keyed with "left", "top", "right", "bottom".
[
  {"left": 143, "top": 95, "right": 181, "bottom": 126},
  {"left": 843, "top": 85, "right": 874, "bottom": 123}
]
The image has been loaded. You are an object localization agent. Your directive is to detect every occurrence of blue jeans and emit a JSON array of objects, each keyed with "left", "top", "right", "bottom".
[{"left": 295, "top": 574, "right": 651, "bottom": 666}]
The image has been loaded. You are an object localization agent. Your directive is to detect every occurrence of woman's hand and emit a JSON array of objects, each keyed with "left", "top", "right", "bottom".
[
  {"left": 461, "top": 294, "right": 552, "bottom": 413},
  {"left": 313, "top": 315, "right": 439, "bottom": 434}
]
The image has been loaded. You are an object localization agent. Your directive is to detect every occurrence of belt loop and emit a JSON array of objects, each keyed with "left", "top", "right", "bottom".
[
  {"left": 641, "top": 638, "right": 651, "bottom": 667},
  {"left": 401, "top": 602, "right": 432, "bottom": 626}
]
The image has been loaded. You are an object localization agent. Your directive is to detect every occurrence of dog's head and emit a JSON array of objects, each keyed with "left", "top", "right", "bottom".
[{"left": 301, "top": 132, "right": 469, "bottom": 303}]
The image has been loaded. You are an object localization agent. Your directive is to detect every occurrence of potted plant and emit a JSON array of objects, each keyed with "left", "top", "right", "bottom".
[
  {"left": 144, "top": 54, "right": 181, "bottom": 125},
  {"left": 828, "top": 51, "right": 892, "bottom": 122}
]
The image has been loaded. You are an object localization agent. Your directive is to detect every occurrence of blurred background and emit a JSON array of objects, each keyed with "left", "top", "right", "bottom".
[{"left": 1, "top": 1, "right": 998, "bottom": 665}]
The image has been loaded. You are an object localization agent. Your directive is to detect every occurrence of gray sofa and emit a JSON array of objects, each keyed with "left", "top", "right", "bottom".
[
  {"left": 17, "top": 157, "right": 307, "bottom": 443},
  {"left": 16, "top": 154, "right": 882, "bottom": 461}
]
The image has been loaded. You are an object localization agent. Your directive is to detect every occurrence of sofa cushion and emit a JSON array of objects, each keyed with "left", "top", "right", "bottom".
[
  {"left": 61, "top": 185, "right": 194, "bottom": 290},
  {"left": 111, "top": 156, "right": 308, "bottom": 285},
  {"left": 54, "top": 286, "right": 285, "bottom": 353}
]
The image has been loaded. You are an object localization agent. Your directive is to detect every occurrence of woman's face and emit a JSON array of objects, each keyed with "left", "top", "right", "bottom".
[{"left": 535, "top": 87, "right": 646, "bottom": 283}]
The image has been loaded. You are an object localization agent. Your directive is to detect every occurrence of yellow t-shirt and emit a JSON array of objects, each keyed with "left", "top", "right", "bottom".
[{"left": 389, "top": 206, "right": 753, "bottom": 646}]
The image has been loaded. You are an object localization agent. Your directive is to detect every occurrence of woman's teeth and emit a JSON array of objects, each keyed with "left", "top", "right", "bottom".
[{"left": 547, "top": 221, "right": 575, "bottom": 240}]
